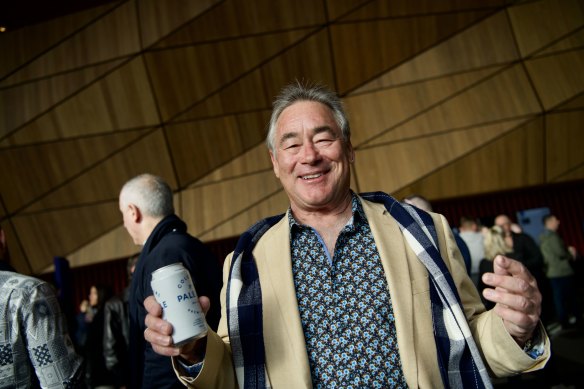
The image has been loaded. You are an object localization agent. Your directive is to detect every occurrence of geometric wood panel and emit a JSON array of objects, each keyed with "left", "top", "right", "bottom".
[
  {"left": 392, "top": 118, "right": 547, "bottom": 200},
  {"left": 1, "top": 0, "right": 582, "bottom": 273},
  {"left": 507, "top": 0, "right": 584, "bottom": 57},
  {"left": 545, "top": 111, "right": 584, "bottom": 181},
  {"left": 354, "top": 118, "right": 529, "bottom": 195}
]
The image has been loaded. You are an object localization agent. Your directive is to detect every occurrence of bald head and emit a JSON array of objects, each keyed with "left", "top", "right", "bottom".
[{"left": 494, "top": 214, "right": 512, "bottom": 234}]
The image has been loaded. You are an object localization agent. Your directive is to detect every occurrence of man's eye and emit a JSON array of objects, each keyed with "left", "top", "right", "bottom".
[{"left": 284, "top": 143, "right": 300, "bottom": 150}]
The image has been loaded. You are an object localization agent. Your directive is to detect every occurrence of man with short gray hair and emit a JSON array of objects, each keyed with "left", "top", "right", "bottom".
[{"left": 119, "top": 174, "right": 222, "bottom": 389}]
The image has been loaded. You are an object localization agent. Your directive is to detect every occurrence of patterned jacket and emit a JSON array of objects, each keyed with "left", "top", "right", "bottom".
[{"left": 0, "top": 271, "right": 83, "bottom": 388}]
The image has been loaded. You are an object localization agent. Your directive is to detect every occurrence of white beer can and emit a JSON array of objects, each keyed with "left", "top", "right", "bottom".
[{"left": 151, "top": 262, "right": 208, "bottom": 345}]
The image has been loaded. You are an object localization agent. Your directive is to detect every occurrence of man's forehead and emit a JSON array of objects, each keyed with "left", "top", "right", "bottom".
[{"left": 276, "top": 101, "right": 338, "bottom": 134}]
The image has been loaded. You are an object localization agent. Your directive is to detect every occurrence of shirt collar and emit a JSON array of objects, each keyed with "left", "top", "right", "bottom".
[{"left": 288, "top": 192, "right": 366, "bottom": 231}]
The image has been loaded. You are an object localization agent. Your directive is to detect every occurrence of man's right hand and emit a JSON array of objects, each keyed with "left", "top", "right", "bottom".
[{"left": 144, "top": 295, "right": 210, "bottom": 363}]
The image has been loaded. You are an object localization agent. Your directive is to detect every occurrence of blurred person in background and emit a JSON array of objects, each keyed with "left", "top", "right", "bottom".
[
  {"left": 540, "top": 214, "right": 582, "bottom": 329},
  {"left": 84, "top": 285, "right": 114, "bottom": 389},
  {"left": 478, "top": 226, "right": 512, "bottom": 310},
  {"left": 103, "top": 255, "right": 139, "bottom": 388},
  {"left": 458, "top": 216, "right": 485, "bottom": 287}
]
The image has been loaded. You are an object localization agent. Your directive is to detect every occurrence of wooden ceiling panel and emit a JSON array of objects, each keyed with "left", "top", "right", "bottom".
[
  {"left": 353, "top": 119, "right": 528, "bottom": 195},
  {"left": 0, "top": 59, "right": 126, "bottom": 141},
  {"left": 0, "top": 2, "right": 122, "bottom": 79},
  {"left": 0, "top": 129, "right": 147, "bottom": 213},
  {"left": 260, "top": 31, "right": 336, "bottom": 99},
  {"left": 331, "top": 10, "right": 492, "bottom": 94},
  {"left": 536, "top": 29, "right": 584, "bottom": 57},
  {"left": 555, "top": 93, "right": 584, "bottom": 111},
  {"left": 546, "top": 111, "right": 584, "bottom": 181},
  {"left": 21, "top": 130, "right": 176, "bottom": 212},
  {"left": 345, "top": 67, "right": 504, "bottom": 147},
  {"left": 154, "top": 0, "right": 326, "bottom": 48},
  {"left": 174, "top": 70, "right": 271, "bottom": 121},
  {"left": 549, "top": 165, "right": 584, "bottom": 183},
  {"left": 352, "top": 12, "right": 516, "bottom": 93},
  {"left": 326, "top": 0, "right": 370, "bottom": 21},
  {"left": 167, "top": 111, "right": 269, "bottom": 187},
  {"left": 339, "top": 0, "right": 508, "bottom": 21},
  {"left": 4, "top": 1, "right": 140, "bottom": 83},
  {"left": 3, "top": 57, "right": 159, "bottom": 144},
  {"left": 193, "top": 143, "right": 272, "bottom": 187},
  {"left": 391, "top": 119, "right": 545, "bottom": 201},
  {"left": 146, "top": 28, "right": 315, "bottom": 121},
  {"left": 179, "top": 170, "right": 282, "bottom": 239},
  {"left": 66, "top": 224, "right": 139, "bottom": 269},
  {"left": 12, "top": 202, "right": 121, "bottom": 274},
  {"left": 525, "top": 49, "right": 584, "bottom": 110},
  {"left": 137, "top": 0, "right": 220, "bottom": 48},
  {"left": 196, "top": 187, "right": 289, "bottom": 242},
  {"left": 507, "top": 0, "right": 584, "bottom": 57},
  {"left": 358, "top": 64, "right": 541, "bottom": 148},
  {"left": 0, "top": 220, "right": 31, "bottom": 274}
]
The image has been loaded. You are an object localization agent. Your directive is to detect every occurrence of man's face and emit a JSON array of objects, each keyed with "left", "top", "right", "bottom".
[
  {"left": 494, "top": 215, "right": 512, "bottom": 234},
  {"left": 270, "top": 101, "right": 354, "bottom": 214},
  {"left": 547, "top": 216, "right": 560, "bottom": 231}
]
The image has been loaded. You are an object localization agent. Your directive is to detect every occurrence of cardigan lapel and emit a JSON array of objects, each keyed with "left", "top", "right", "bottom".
[
  {"left": 361, "top": 198, "right": 419, "bottom": 388},
  {"left": 254, "top": 214, "right": 313, "bottom": 388}
]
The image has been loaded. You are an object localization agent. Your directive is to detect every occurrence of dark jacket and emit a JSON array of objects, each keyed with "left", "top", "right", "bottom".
[
  {"left": 103, "top": 289, "right": 130, "bottom": 387},
  {"left": 128, "top": 214, "right": 222, "bottom": 389}
]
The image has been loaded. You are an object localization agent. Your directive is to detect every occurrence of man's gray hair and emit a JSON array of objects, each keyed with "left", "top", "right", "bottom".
[
  {"left": 266, "top": 81, "right": 351, "bottom": 154},
  {"left": 120, "top": 174, "right": 174, "bottom": 218}
]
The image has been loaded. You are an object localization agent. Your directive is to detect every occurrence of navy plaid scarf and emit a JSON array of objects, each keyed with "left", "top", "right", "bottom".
[{"left": 227, "top": 192, "right": 491, "bottom": 388}]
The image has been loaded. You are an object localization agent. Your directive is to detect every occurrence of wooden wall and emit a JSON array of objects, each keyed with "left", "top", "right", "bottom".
[{"left": 0, "top": 0, "right": 582, "bottom": 274}]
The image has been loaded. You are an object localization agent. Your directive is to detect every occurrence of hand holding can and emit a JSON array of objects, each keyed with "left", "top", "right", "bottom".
[{"left": 151, "top": 263, "right": 208, "bottom": 346}]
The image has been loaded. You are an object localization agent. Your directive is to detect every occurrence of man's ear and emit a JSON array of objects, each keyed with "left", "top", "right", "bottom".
[
  {"left": 269, "top": 151, "right": 280, "bottom": 178},
  {"left": 128, "top": 204, "right": 141, "bottom": 223}
]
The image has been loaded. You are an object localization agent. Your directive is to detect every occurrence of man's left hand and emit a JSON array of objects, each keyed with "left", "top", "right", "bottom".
[{"left": 481, "top": 255, "right": 541, "bottom": 346}]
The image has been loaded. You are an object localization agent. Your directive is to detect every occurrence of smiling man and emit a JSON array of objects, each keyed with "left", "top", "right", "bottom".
[{"left": 144, "top": 82, "right": 550, "bottom": 388}]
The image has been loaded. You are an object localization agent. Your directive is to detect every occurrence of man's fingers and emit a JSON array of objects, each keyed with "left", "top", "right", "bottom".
[
  {"left": 144, "top": 295, "right": 162, "bottom": 316},
  {"left": 482, "top": 288, "right": 539, "bottom": 314},
  {"left": 199, "top": 296, "right": 210, "bottom": 315},
  {"left": 492, "top": 255, "right": 533, "bottom": 280}
]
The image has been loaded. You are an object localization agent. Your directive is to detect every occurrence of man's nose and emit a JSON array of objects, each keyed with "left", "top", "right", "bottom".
[{"left": 300, "top": 142, "right": 320, "bottom": 163}]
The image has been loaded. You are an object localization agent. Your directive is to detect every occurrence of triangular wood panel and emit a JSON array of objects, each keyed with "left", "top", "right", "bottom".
[
  {"left": 4, "top": 57, "right": 158, "bottom": 144},
  {"left": 137, "top": 0, "right": 221, "bottom": 48},
  {"left": 507, "top": 0, "right": 584, "bottom": 57},
  {"left": 192, "top": 143, "right": 273, "bottom": 187},
  {"left": 391, "top": 118, "right": 545, "bottom": 200},
  {"left": 338, "top": 0, "right": 509, "bottom": 21},
  {"left": 525, "top": 49, "right": 584, "bottom": 110},
  {"left": 352, "top": 12, "right": 517, "bottom": 93},
  {"left": 331, "top": 10, "right": 493, "bottom": 93},
  {"left": 180, "top": 171, "right": 283, "bottom": 238},
  {"left": 0, "top": 58, "right": 127, "bottom": 140},
  {"left": 166, "top": 111, "right": 270, "bottom": 186},
  {"left": 145, "top": 28, "right": 317, "bottom": 121},
  {"left": 354, "top": 119, "right": 529, "bottom": 194},
  {"left": 0, "top": 129, "right": 149, "bottom": 213},
  {"left": 153, "top": 0, "right": 326, "bottom": 48},
  {"left": 20, "top": 130, "right": 176, "bottom": 213},
  {"left": 546, "top": 111, "right": 584, "bottom": 181},
  {"left": 13, "top": 202, "right": 122, "bottom": 273},
  {"left": 0, "top": 2, "right": 122, "bottom": 79},
  {"left": 346, "top": 67, "right": 505, "bottom": 147},
  {"left": 4, "top": 1, "right": 140, "bottom": 83}
]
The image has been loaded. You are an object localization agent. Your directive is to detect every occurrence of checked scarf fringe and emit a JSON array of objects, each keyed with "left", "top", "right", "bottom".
[{"left": 227, "top": 192, "right": 492, "bottom": 388}]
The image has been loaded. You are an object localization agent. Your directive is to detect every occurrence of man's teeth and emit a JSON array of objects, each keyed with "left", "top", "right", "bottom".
[{"left": 302, "top": 174, "right": 322, "bottom": 179}]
